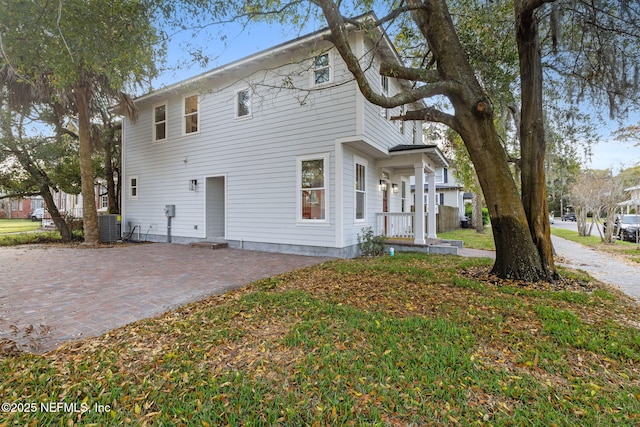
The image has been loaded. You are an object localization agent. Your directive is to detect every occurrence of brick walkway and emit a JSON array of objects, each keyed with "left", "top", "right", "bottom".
[{"left": 0, "top": 244, "right": 332, "bottom": 354}]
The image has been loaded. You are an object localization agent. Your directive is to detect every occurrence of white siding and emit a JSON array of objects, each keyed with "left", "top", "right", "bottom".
[
  {"left": 123, "top": 45, "right": 357, "bottom": 248},
  {"left": 361, "top": 53, "right": 418, "bottom": 151}
]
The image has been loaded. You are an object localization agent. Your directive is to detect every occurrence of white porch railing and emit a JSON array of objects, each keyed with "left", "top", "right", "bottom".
[{"left": 375, "top": 212, "right": 424, "bottom": 238}]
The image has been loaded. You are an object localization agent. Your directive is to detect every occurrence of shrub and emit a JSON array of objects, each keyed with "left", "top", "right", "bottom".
[{"left": 357, "top": 226, "right": 387, "bottom": 257}]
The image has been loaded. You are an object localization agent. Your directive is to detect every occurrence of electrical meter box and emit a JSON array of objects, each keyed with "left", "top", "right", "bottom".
[{"left": 164, "top": 205, "right": 175, "bottom": 217}]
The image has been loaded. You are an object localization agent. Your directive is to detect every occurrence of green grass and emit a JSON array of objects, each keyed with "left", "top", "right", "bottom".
[
  {"left": 0, "top": 218, "right": 41, "bottom": 234},
  {"left": 2, "top": 252, "right": 638, "bottom": 426},
  {"left": 439, "top": 226, "right": 496, "bottom": 250}
]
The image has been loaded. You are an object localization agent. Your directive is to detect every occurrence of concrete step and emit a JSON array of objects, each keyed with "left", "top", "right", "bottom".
[{"left": 189, "top": 242, "right": 228, "bottom": 250}]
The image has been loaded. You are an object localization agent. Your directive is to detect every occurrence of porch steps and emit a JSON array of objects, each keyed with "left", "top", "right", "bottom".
[
  {"left": 386, "top": 239, "right": 463, "bottom": 256},
  {"left": 189, "top": 242, "right": 229, "bottom": 250}
]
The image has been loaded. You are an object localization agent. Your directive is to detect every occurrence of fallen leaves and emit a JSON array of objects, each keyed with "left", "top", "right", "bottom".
[{"left": 1, "top": 253, "right": 639, "bottom": 425}]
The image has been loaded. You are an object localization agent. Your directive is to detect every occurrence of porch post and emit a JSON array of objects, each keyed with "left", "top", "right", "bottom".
[
  {"left": 427, "top": 171, "right": 437, "bottom": 239},
  {"left": 414, "top": 163, "right": 426, "bottom": 244}
]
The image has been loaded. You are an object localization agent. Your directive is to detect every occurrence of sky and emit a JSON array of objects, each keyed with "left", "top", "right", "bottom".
[{"left": 154, "top": 18, "right": 640, "bottom": 174}]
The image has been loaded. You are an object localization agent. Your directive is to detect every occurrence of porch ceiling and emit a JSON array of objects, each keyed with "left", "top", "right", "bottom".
[{"left": 377, "top": 144, "right": 448, "bottom": 173}]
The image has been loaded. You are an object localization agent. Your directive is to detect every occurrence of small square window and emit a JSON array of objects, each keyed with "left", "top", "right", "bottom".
[{"left": 236, "top": 89, "right": 251, "bottom": 118}]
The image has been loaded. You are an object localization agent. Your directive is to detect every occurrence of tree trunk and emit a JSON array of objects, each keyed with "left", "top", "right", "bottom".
[
  {"left": 75, "top": 82, "right": 100, "bottom": 245},
  {"left": 472, "top": 192, "right": 484, "bottom": 233},
  {"left": 515, "top": 1, "right": 556, "bottom": 279},
  {"left": 104, "top": 125, "right": 119, "bottom": 214},
  {"left": 40, "top": 185, "right": 73, "bottom": 241},
  {"left": 409, "top": 0, "right": 546, "bottom": 281}
]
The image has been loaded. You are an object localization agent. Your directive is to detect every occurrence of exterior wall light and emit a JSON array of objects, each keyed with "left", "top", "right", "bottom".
[
  {"left": 392, "top": 183, "right": 399, "bottom": 194},
  {"left": 379, "top": 180, "right": 387, "bottom": 191},
  {"left": 189, "top": 179, "right": 198, "bottom": 191}
]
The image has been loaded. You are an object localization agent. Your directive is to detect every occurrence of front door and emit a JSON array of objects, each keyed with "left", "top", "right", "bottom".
[{"left": 206, "top": 176, "right": 225, "bottom": 239}]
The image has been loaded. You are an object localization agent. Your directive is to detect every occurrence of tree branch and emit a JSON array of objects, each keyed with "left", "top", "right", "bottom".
[{"left": 392, "top": 106, "right": 458, "bottom": 130}]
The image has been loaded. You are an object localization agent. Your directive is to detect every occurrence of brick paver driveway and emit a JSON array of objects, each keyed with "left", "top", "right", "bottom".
[{"left": 0, "top": 244, "right": 332, "bottom": 354}]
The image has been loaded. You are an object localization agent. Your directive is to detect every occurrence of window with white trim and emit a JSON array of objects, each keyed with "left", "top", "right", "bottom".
[
  {"left": 153, "top": 103, "right": 167, "bottom": 142},
  {"left": 236, "top": 88, "right": 251, "bottom": 118},
  {"left": 355, "top": 159, "right": 367, "bottom": 221},
  {"left": 312, "top": 53, "right": 331, "bottom": 86},
  {"left": 401, "top": 180, "right": 407, "bottom": 212},
  {"left": 129, "top": 176, "right": 138, "bottom": 199},
  {"left": 380, "top": 75, "right": 390, "bottom": 119},
  {"left": 435, "top": 167, "right": 448, "bottom": 184},
  {"left": 298, "top": 155, "right": 328, "bottom": 221},
  {"left": 183, "top": 95, "right": 198, "bottom": 134}
]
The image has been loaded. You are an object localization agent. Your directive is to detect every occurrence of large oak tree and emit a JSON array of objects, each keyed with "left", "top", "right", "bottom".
[{"left": 0, "top": 0, "right": 158, "bottom": 244}]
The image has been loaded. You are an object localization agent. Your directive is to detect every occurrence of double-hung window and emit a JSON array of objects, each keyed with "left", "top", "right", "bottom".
[
  {"left": 298, "top": 154, "right": 328, "bottom": 222},
  {"left": 236, "top": 88, "right": 251, "bottom": 118},
  {"left": 129, "top": 176, "right": 138, "bottom": 199},
  {"left": 153, "top": 103, "right": 167, "bottom": 142},
  {"left": 312, "top": 53, "right": 331, "bottom": 86},
  {"left": 184, "top": 95, "right": 199, "bottom": 134},
  {"left": 354, "top": 158, "right": 367, "bottom": 221},
  {"left": 380, "top": 75, "right": 390, "bottom": 119}
]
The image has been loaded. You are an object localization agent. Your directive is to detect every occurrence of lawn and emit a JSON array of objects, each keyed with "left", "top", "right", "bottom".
[
  {"left": 439, "top": 227, "right": 495, "bottom": 251},
  {"left": 1, "top": 253, "right": 638, "bottom": 426},
  {"left": 0, "top": 218, "right": 41, "bottom": 234},
  {"left": 0, "top": 219, "right": 83, "bottom": 246}
]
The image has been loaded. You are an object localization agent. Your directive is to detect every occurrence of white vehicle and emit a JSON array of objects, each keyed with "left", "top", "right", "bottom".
[{"left": 30, "top": 207, "right": 44, "bottom": 221}]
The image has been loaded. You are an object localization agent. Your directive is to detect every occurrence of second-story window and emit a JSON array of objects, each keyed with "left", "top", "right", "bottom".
[
  {"left": 313, "top": 53, "right": 331, "bottom": 85},
  {"left": 153, "top": 104, "right": 166, "bottom": 141},
  {"left": 381, "top": 75, "right": 390, "bottom": 119},
  {"left": 184, "top": 95, "right": 198, "bottom": 134},
  {"left": 236, "top": 89, "right": 251, "bottom": 118}
]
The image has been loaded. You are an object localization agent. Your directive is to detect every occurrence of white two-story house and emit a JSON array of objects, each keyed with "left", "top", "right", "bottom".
[{"left": 122, "top": 17, "right": 448, "bottom": 257}]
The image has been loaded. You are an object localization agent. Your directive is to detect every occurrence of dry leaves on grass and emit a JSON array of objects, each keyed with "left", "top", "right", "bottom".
[{"left": 461, "top": 265, "right": 597, "bottom": 292}]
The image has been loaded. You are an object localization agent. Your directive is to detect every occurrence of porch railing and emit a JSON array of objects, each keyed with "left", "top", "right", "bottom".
[{"left": 375, "top": 212, "right": 418, "bottom": 238}]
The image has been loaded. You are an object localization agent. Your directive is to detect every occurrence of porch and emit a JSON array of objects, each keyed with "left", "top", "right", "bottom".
[{"left": 375, "top": 206, "right": 460, "bottom": 239}]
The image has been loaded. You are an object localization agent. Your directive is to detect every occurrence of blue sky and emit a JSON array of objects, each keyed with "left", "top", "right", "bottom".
[{"left": 154, "top": 20, "right": 640, "bottom": 174}]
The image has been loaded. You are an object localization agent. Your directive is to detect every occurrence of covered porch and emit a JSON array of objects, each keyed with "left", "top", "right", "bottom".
[{"left": 375, "top": 144, "right": 449, "bottom": 245}]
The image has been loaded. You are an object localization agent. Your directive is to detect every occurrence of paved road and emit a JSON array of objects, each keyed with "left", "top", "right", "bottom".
[
  {"left": 551, "top": 235, "right": 640, "bottom": 299},
  {"left": 460, "top": 221, "right": 640, "bottom": 301}
]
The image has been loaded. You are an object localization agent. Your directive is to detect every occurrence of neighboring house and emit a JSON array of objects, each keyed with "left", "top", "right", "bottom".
[
  {"left": 619, "top": 184, "right": 640, "bottom": 213},
  {"left": 0, "top": 196, "right": 43, "bottom": 219},
  {"left": 411, "top": 166, "right": 465, "bottom": 212},
  {"left": 121, "top": 17, "right": 448, "bottom": 257}
]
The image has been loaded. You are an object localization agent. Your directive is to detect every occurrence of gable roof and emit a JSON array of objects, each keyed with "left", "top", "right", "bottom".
[{"left": 136, "top": 12, "right": 407, "bottom": 104}]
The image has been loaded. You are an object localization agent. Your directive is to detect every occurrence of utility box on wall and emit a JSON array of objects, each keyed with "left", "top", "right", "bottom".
[{"left": 164, "top": 205, "right": 175, "bottom": 217}]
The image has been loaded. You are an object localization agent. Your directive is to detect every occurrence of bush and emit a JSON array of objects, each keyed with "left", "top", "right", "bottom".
[
  {"left": 357, "top": 226, "right": 387, "bottom": 257},
  {"left": 464, "top": 205, "right": 490, "bottom": 225}
]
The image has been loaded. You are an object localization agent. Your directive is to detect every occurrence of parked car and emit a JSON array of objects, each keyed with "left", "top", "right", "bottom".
[
  {"left": 562, "top": 212, "right": 576, "bottom": 221},
  {"left": 549, "top": 214, "right": 555, "bottom": 224},
  {"left": 612, "top": 214, "right": 640, "bottom": 242},
  {"left": 30, "top": 207, "right": 44, "bottom": 221}
]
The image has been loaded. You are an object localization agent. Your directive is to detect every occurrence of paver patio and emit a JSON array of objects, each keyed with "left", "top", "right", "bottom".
[{"left": 0, "top": 243, "right": 332, "bottom": 354}]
